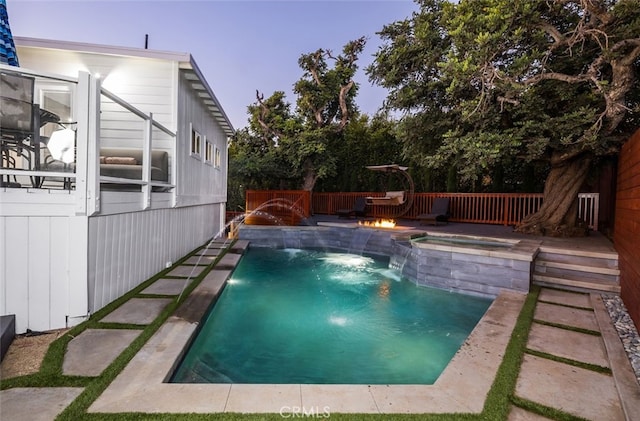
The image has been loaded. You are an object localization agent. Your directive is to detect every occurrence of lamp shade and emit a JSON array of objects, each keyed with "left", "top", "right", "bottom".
[{"left": 48, "top": 128, "right": 75, "bottom": 164}]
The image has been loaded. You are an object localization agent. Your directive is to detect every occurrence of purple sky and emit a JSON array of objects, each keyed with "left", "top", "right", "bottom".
[{"left": 7, "top": 0, "right": 418, "bottom": 130}]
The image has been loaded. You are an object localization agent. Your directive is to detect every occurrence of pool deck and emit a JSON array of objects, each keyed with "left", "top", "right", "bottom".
[{"left": 1, "top": 220, "right": 639, "bottom": 420}]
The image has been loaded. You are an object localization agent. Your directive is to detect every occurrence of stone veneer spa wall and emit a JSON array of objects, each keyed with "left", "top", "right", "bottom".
[{"left": 238, "top": 224, "right": 541, "bottom": 297}]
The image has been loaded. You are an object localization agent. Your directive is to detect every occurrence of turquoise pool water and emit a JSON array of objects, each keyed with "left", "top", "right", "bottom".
[{"left": 171, "top": 247, "right": 493, "bottom": 384}]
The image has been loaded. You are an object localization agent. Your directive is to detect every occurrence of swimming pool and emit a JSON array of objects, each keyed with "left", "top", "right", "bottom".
[{"left": 171, "top": 247, "right": 493, "bottom": 384}]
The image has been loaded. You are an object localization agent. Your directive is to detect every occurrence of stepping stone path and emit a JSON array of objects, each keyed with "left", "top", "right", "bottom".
[
  {"left": 0, "top": 237, "right": 247, "bottom": 420},
  {"left": 0, "top": 387, "right": 84, "bottom": 421},
  {"left": 512, "top": 288, "right": 630, "bottom": 421},
  {"left": 63, "top": 329, "right": 141, "bottom": 376},
  {"left": 100, "top": 298, "right": 173, "bottom": 325}
]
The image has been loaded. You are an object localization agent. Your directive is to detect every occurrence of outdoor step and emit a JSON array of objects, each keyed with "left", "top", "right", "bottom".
[
  {"left": 532, "top": 272, "right": 621, "bottom": 294},
  {"left": 534, "top": 260, "right": 620, "bottom": 285},
  {"left": 537, "top": 246, "right": 619, "bottom": 262},
  {"left": 536, "top": 250, "right": 619, "bottom": 270},
  {"left": 534, "top": 265, "right": 619, "bottom": 285}
]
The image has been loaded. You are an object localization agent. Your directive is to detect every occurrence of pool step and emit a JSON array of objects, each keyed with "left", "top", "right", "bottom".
[{"left": 532, "top": 247, "right": 620, "bottom": 294}]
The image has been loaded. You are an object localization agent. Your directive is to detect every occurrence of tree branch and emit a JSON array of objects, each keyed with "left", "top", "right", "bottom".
[
  {"left": 338, "top": 80, "right": 354, "bottom": 129},
  {"left": 611, "top": 38, "right": 640, "bottom": 66},
  {"left": 308, "top": 50, "right": 324, "bottom": 87},
  {"left": 255, "top": 90, "right": 284, "bottom": 140}
]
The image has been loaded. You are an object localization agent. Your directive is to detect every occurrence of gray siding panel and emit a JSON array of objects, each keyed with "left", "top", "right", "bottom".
[{"left": 88, "top": 204, "right": 221, "bottom": 313}]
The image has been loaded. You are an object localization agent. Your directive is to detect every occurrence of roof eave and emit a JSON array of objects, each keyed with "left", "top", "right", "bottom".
[{"left": 181, "top": 57, "right": 235, "bottom": 138}]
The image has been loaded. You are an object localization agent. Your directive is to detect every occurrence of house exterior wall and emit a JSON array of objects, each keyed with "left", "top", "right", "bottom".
[
  {"left": 0, "top": 212, "right": 88, "bottom": 333},
  {"left": 87, "top": 203, "right": 220, "bottom": 313},
  {"left": 17, "top": 42, "right": 229, "bottom": 207},
  {"left": 614, "top": 128, "right": 640, "bottom": 330},
  {"left": 2, "top": 41, "right": 232, "bottom": 332},
  {"left": 175, "top": 71, "right": 228, "bottom": 207},
  {"left": 15, "top": 45, "right": 177, "bottom": 132}
]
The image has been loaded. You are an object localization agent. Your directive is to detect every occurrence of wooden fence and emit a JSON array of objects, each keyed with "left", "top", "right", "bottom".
[
  {"left": 243, "top": 190, "right": 311, "bottom": 226},
  {"left": 239, "top": 190, "right": 599, "bottom": 230},
  {"left": 312, "top": 192, "right": 547, "bottom": 226},
  {"left": 614, "top": 128, "right": 640, "bottom": 329}
]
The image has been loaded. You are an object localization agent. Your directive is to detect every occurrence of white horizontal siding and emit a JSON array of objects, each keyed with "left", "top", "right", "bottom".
[
  {"left": 16, "top": 45, "right": 177, "bottom": 140},
  {"left": 87, "top": 203, "right": 221, "bottom": 313}
]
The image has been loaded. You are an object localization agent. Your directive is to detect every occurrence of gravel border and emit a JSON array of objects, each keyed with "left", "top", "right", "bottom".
[{"left": 602, "top": 294, "right": 640, "bottom": 385}]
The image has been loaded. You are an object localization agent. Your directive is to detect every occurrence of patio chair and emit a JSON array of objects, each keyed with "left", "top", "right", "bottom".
[
  {"left": 1, "top": 72, "right": 62, "bottom": 187},
  {"left": 417, "top": 197, "right": 450, "bottom": 225},
  {"left": 0, "top": 72, "right": 35, "bottom": 134},
  {"left": 366, "top": 190, "right": 406, "bottom": 206},
  {"left": 1, "top": 72, "right": 38, "bottom": 186},
  {"left": 336, "top": 197, "right": 367, "bottom": 219}
]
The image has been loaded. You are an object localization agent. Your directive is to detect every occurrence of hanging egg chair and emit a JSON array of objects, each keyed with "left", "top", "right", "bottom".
[{"left": 364, "top": 164, "right": 414, "bottom": 218}]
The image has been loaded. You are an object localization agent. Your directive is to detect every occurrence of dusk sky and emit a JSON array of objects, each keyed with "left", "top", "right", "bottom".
[{"left": 7, "top": 0, "right": 418, "bottom": 130}]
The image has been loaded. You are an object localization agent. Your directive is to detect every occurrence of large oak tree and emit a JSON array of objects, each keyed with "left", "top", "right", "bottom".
[
  {"left": 250, "top": 37, "right": 367, "bottom": 191},
  {"left": 368, "top": 0, "right": 640, "bottom": 236}
]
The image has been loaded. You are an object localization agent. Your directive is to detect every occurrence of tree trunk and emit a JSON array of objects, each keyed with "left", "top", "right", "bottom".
[
  {"left": 515, "top": 154, "right": 591, "bottom": 237},
  {"left": 301, "top": 158, "right": 318, "bottom": 191}
]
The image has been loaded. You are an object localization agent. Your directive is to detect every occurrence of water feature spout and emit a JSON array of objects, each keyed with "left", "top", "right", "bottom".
[
  {"left": 389, "top": 241, "right": 412, "bottom": 278},
  {"left": 348, "top": 228, "right": 374, "bottom": 255}
]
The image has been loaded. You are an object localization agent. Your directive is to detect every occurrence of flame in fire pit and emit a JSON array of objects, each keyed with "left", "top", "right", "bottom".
[{"left": 358, "top": 219, "right": 397, "bottom": 228}]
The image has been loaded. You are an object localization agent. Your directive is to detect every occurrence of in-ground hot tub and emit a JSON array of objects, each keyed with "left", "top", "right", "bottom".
[{"left": 402, "top": 232, "right": 540, "bottom": 296}]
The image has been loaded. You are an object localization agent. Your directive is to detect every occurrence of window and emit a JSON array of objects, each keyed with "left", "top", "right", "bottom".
[
  {"left": 40, "top": 87, "right": 73, "bottom": 138},
  {"left": 190, "top": 127, "right": 201, "bottom": 158},
  {"left": 204, "top": 139, "right": 213, "bottom": 164},
  {"left": 214, "top": 146, "right": 221, "bottom": 168}
]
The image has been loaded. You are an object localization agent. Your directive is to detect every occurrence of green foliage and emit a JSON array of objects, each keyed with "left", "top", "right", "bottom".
[
  {"left": 367, "top": 0, "right": 640, "bottom": 193},
  {"left": 314, "top": 114, "right": 406, "bottom": 192},
  {"left": 229, "top": 38, "right": 377, "bottom": 195}
]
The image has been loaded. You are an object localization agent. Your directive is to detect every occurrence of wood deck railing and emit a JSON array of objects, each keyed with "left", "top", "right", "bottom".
[{"left": 240, "top": 190, "right": 599, "bottom": 230}]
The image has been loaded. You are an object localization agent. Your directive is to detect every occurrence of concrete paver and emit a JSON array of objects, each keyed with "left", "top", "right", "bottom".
[
  {"left": 527, "top": 322, "right": 609, "bottom": 368},
  {"left": 226, "top": 384, "right": 302, "bottom": 413},
  {"left": 515, "top": 354, "right": 624, "bottom": 421},
  {"left": 538, "top": 288, "right": 592, "bottom": 308},
  {"left": 591, "top": 293, "right": 640, "bottom": 419},
  {"left": 533, "top": 301, "right": 599, "bottom": 331},
  {"left": 206, "top": 242, "right": 228, "bottom": 250},
  {"left": 300, "top": 385, "right": 378, "bottom": 414},
  {"left": 63, "top": 329, "right": 141, "bottom": 376},
  {"left": 100, "top": 298, "right": 172, "bottom": 325},
  {"left": 141, "top": 278, "right": 189, "bottom": 295},
  {"left": 182, "top": 255, "right": 216, "bottom": 265},
  {"left": 216, "top": 252, "right": 242, "bottom": 268},
  {"left": 512, "top": 288, "right": 638, "bottom": 421},
  {"left": 507, "top": 406, "right": 554, "bottom": 421},
  {"left": 199, "top": 248, "right": 223, "bottom": 256},
  {"left": 0, "top": 387, "right": 83, "bottom": 421},
  {"left": 166, "top": 265, "right": 207, "bottom": 278}
]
